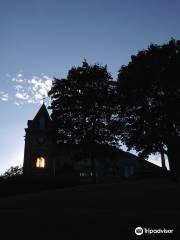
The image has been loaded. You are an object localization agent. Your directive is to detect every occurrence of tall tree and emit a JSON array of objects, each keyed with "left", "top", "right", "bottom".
[
  {"left": 117, "top": 39, "right": 180, "bottom": 175},
  {"left": 48, "top": 61, "right": 117, "bottom": 180}
]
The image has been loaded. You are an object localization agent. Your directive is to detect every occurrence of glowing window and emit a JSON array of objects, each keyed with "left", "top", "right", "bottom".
[{"left": 36, "top": 157, "right": 46, "bottom": 168}]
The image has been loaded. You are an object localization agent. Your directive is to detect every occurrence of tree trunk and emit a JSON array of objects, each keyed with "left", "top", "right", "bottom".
[
  {"left": 166, "top": 140, "right": 180, "bottom": 178},
  {"left": 167, "top": 152, "right": 177, "bottom": 179},
  {"left": 159, "top": 148, "right": 167, "bottom": 171}
]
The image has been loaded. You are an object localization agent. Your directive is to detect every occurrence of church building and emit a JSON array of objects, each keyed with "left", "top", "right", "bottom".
[
  {"left": 23, "top": 104, "right": 162, "bottom": 179},
  {"left": 23, "top": 104, "right": 55, "bottom": 176}
]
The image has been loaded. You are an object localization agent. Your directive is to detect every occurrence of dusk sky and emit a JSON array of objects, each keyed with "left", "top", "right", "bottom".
[{"left": 0, "top": 0, "right": 179, "bottom": 174}]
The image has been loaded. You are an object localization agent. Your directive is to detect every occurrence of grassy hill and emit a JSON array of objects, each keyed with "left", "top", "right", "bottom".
[{"left": 0, "top": 178, "right": 179, "bottom": 239}]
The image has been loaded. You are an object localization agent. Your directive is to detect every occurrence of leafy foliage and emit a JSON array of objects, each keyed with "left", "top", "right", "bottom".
[
  {"left": 1, "top": 165, "right": 23, "bottom": 179},
  {"left": 48, "top": 61, "right": 118, "bottom": 181},
  {"left": 117, "top": 38, "right": 180, "bottom": 173},
  {"left": 48, "top": 60, "right": 117, "bottom": 147}
]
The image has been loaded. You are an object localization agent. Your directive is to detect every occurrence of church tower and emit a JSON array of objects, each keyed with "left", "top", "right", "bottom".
[{"left": 23, "top": 104, "right": 55, "bottom": 176}]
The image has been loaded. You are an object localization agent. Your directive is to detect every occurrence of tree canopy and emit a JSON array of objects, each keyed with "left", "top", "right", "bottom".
[
  {"left": 48, "top": 61, "right": 118, "bottom": 180},
  {"left": 48, "top": 60, "right": 117, "bottom": 147},
  {"left": 117, "top": 38, "right": 180, "bottom": 174},
  {"left": 1, "top": 165, "right": 23, "bottom": 179},
  {"left": 48, "top": 39, "right": 180, "bottom": 175}
]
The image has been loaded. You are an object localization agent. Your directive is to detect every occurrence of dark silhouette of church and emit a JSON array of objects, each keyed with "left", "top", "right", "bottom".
[
  {"left": 23, "top": 104, "right": 162, "bottom": 178},
  {"left": 23, "top": 104, "right": 55, "bottom": 176}
]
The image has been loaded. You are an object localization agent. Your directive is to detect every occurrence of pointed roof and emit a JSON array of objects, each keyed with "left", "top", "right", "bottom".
[
  {"left": 27, "top": 103, "right": 51, "bottom": 129},
  {"left": 33, "top": 103, "right": 51, "bottom": 122}
]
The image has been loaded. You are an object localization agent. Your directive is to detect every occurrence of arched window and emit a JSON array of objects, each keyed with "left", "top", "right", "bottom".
[{"left": 36, "top": 157, "right": 46, "bottom": 168}]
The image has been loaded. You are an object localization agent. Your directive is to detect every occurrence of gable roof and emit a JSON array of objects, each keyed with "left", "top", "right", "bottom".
[
  {"left": 27, "top": 103, "right": 51, "bottom": 129},
  {"left": 33, "top": 103, "right": 51, "bottom": 122}
]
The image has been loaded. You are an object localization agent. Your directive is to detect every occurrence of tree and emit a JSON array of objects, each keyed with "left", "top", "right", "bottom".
[
  {"left": 117, "top": 39, "right": 180, "bottom": 175},
  {"left": 1, "top": 165, "right": 23, "bottom": 179},
  {"left": 48, "top": 61, "right": 117, "bottom": 181}
]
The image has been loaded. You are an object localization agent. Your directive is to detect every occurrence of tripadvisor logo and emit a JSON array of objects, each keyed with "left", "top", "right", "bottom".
[
  {"left": 135, "top": 227, "right": 143, "bottom": 235},
  {"left": 135, "top": 227, "right": 174, "bottom": 235}
]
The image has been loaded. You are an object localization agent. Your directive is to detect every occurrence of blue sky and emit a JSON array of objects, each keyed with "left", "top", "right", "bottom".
[{"left": 0, "top": 0, "right": 179, "bottom": 174}]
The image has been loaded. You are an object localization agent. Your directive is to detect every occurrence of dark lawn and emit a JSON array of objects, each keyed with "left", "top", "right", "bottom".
[{"left": 0, "top": 178, "right": 179, "bottom": 239}]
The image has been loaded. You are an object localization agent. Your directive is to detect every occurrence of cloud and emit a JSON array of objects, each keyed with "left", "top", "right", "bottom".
[
  {"left": 12, "top": 73, "right": 52, "bottom": 105},
  {"left": 17, "top": 73, "right": 23, "bottom": 78},
  {"left": 15, "top": 85, "right": 23, "bottom": 91},
  {"left": 34, "top": 93, "right": 43, "bottom": 99},
  {"left": 12, "top": 78, "right": 24, "bottom": 83},
  {"left": 0, "top": 72, "right": 52, "bottom": 105},
  {"left": 0, "top": 92, "right": 8, "bottom": 102},
  {"left": 15, "top": 92, "right": 29, "bottom": 100},
  {"left": 1, "top": 98, "right": 8, "bottom": 101},
  {"left": 14, "top": 102, "right": 20, "bottom": 106}
]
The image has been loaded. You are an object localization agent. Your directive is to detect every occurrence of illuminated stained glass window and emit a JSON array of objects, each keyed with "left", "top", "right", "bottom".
[{"left": 36, "top": 157, "right": 46, "bottom": 168}]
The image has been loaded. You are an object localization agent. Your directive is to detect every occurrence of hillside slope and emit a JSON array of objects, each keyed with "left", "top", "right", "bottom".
[{"left": 0, "top": 179, "right": 179, "bottom": 239}]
